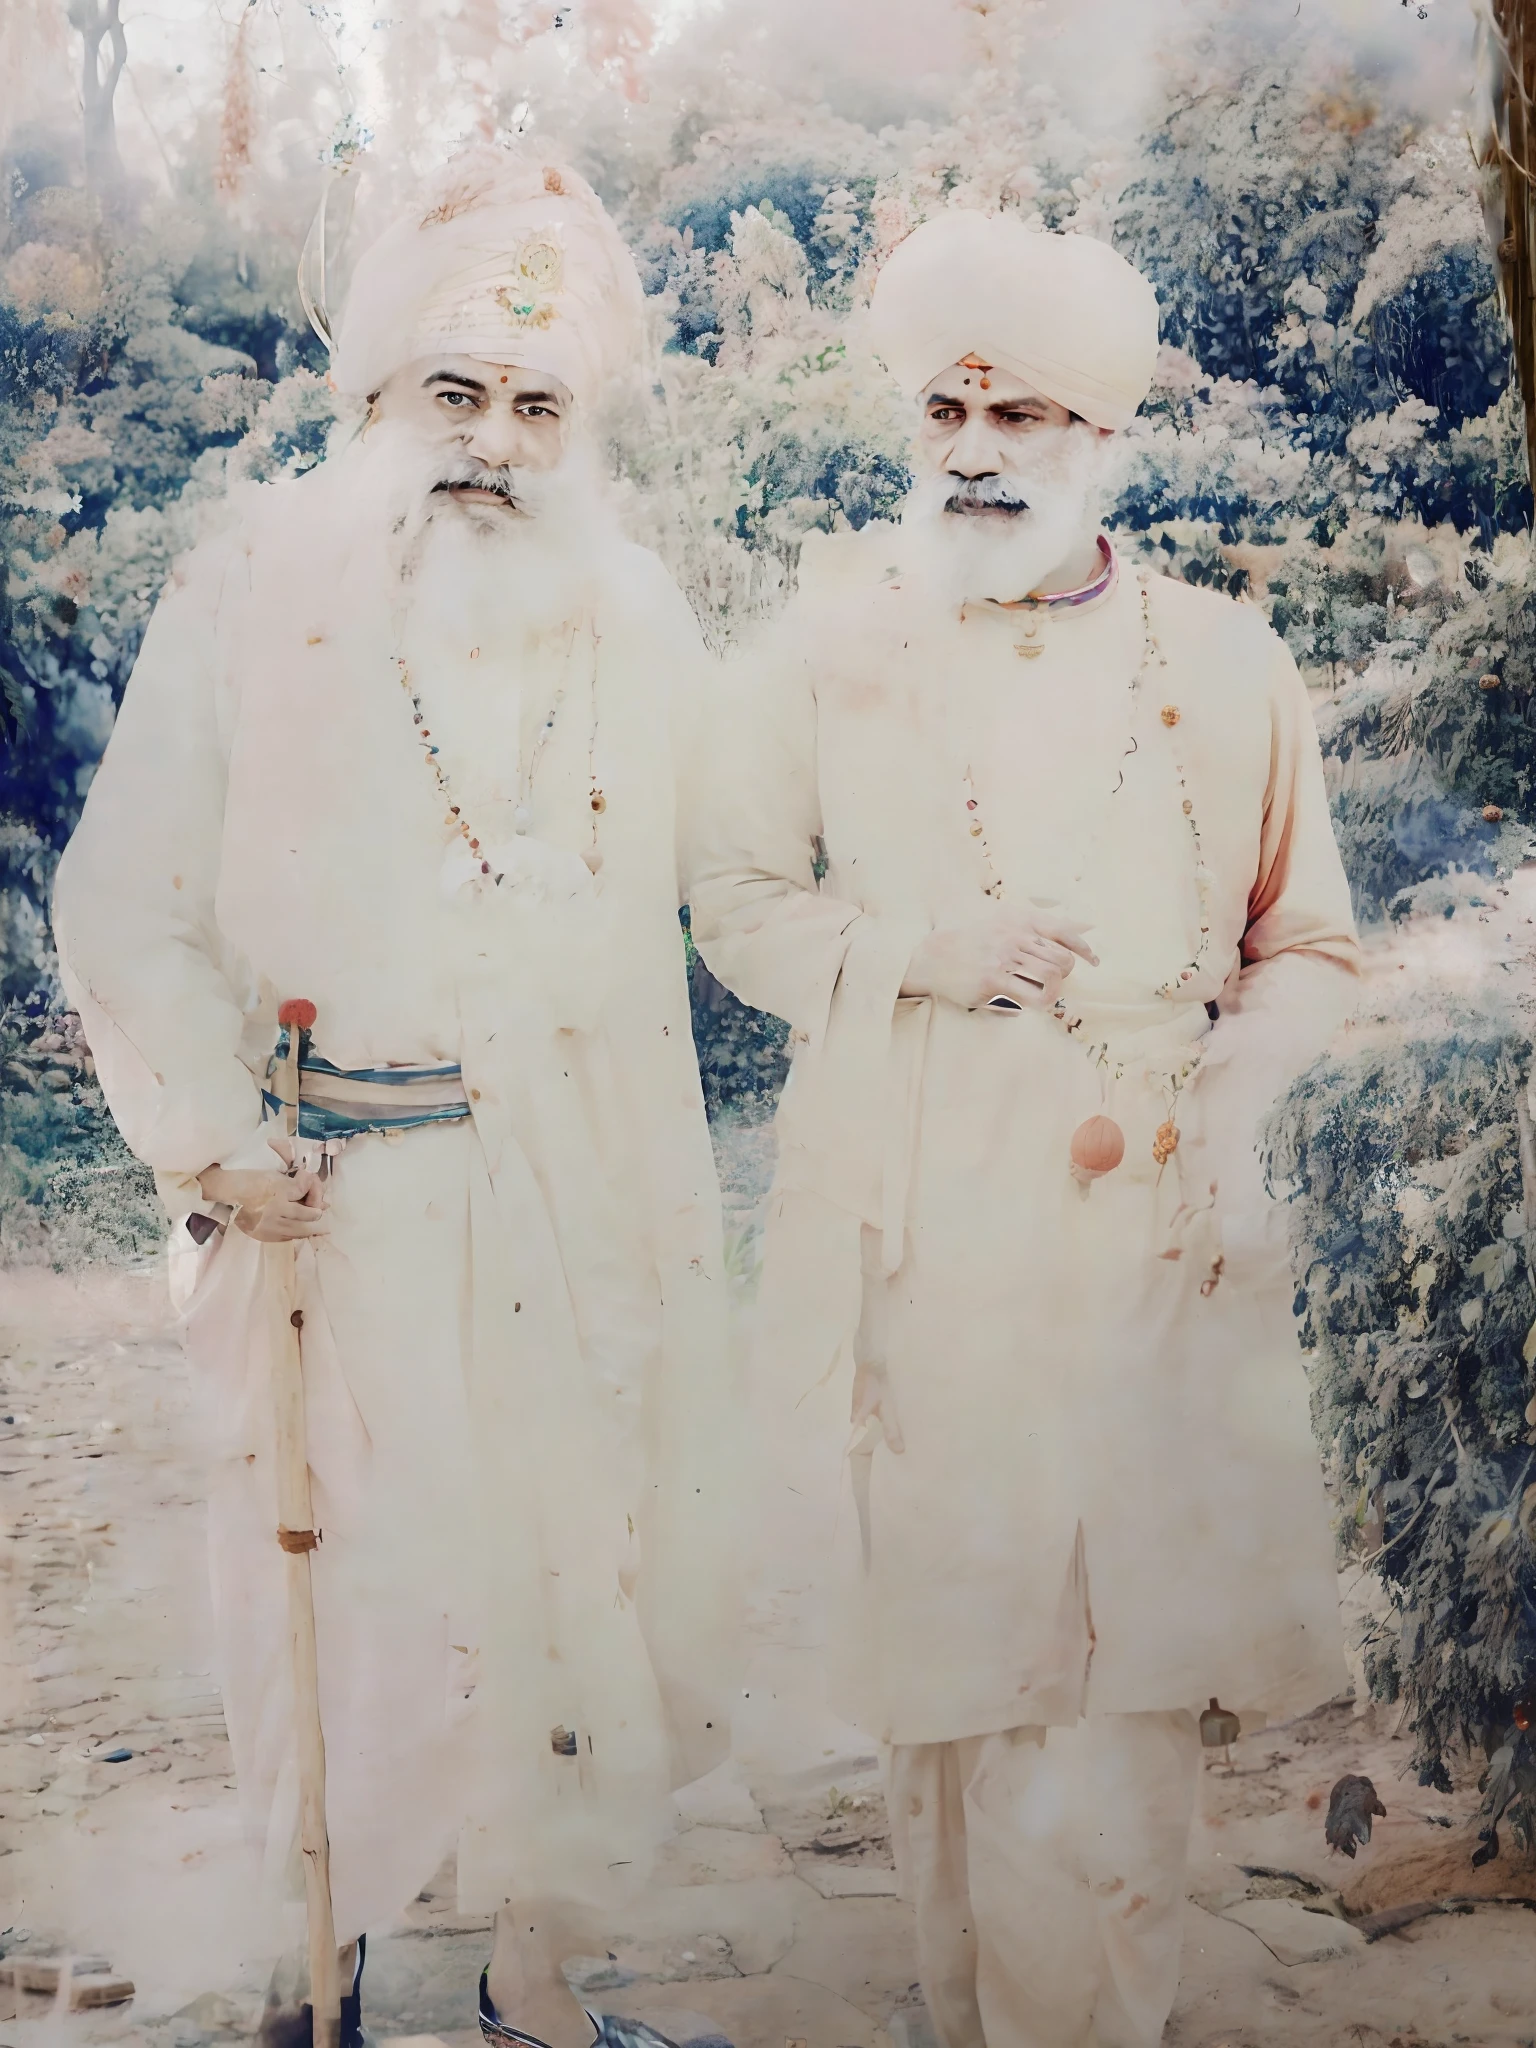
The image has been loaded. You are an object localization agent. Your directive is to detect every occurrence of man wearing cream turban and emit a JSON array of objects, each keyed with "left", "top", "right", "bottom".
[
  {"left": 690, "top": 210, "right": 1360, "bottom": 2048},
  {"left": 54, "top": 152, "right": 734, "bottom": 2048}
]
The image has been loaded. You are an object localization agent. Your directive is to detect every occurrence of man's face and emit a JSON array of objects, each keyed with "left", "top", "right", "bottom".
[
  {"left": 905, "top": 360, "right": 1114, "bottom": 600},
  {"left": 917, "top": 362, "right": 1109, "bottom": 511},
  {"left": 372, "top": 353, "right": 572, "bottom": 521}
]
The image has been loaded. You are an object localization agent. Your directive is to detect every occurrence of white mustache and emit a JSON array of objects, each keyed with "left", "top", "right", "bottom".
[{"left": 431, "top": 463, "right": 529, "bottom": 507}]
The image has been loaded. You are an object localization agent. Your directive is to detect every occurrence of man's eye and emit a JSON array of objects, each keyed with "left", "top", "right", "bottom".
[{"left": 439, "top": 390, "right": 476, "bottom": 407}]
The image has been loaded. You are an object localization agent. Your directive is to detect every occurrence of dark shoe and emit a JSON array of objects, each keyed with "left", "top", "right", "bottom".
[
  {"left": 476, "top": 1970, "right": 566, "bottom": 2048},
  {"left": 256, "top": 1935, "right": 367, "bottom": 2048},
  {"left": 476, "top": 1970, "right": 687, "bottom": 2048},
  {"left": 340, "top": 1932, "right": 366, "bottom": 2048}
]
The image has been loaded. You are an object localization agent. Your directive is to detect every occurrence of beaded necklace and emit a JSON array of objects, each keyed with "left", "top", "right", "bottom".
[
  {"left": 397, "top": 618, "right": 606, "bottom": 886},
  {"left": 959, "top": 567, "right": 1210, "bottom": 1176}
]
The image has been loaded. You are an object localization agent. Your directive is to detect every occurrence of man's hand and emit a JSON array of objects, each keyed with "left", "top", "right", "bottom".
[
  {"left": 198, "top": 1138, "right": 329, "bottom": 1243},
  {"left": 901, "top": 906, "right": 1097, "bottom": 1011}
]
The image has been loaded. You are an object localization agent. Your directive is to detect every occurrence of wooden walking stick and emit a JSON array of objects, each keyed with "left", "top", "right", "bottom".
[{"left": 270, "top": 997, "right": 341, "bottom": 2048}]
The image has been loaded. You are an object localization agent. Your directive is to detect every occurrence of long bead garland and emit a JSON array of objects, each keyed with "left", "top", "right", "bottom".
[
  {"left": 397, "top": 621, "right": 605, "bottom": 887},
  {"left": 1137, "top": 575, "right": 1214, "bottom": 999},
  {"left": 962, "top": 568, "right": 1208, "bottom": 1173}
]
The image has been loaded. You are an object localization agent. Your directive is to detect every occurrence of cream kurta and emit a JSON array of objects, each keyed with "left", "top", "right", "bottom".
[
  {"left": 690, "top": 531, "right": 1360, "bottom": 1748},
  {"left": 53, "top": 447, "right": 734, "bottom": 1937}
]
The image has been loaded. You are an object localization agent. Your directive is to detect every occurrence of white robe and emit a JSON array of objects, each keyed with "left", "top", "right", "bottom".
[
  {"left": 689, "top": 529, "right": 1360, "bottom": 1748},
  {"left": 52, "top": 447, "right": 735, "bottom": 1939}
]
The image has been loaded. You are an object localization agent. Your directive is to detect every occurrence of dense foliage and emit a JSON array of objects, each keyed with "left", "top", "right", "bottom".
[{"left": 1272, "top": 1008, "right": 1536, "bottom": 1841}]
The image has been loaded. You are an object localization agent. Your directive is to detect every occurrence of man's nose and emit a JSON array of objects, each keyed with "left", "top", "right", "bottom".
[
  {"left": 464, "top": 410, "right": 526, "bottom": 468},
  {"left": 945, "top": 411, "right": 1005, "bottom": 478}
]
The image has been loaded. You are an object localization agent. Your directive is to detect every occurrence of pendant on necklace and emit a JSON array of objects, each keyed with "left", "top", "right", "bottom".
[
  {"left": 1070, "top": 1114, "right": 1125, "bottom": 1184},
  {"left": 513, "top": 803, "right": 531, "bottom": 835},
  {"left": 1011, "top": 610, "right": 1048, "bottom": 659}
]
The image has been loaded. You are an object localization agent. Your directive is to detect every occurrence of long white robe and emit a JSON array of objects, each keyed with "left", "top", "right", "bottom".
[
  {"left": 52, "top": 446, "right": 735, "bottom": 1939},
  {"left": 689, "top": 529, "right": 1360, "bottom": 1749}
]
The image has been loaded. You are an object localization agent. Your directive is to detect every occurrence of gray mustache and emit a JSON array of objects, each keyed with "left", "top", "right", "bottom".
[
  {"left": 432, "top": 465, "right": 526, "bottom": 505},
  {"left": 944, "top": 476, "right": 1032, "bottom": 515}
]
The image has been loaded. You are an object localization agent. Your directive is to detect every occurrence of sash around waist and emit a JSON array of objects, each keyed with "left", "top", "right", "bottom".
[{"left": 261, "top": 1053, "right": 471, "bottom": 1140}]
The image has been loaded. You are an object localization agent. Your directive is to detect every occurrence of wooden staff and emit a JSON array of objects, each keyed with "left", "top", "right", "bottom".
[{"left": 270, "top": 997, "right": 340, "bottom": 2048}]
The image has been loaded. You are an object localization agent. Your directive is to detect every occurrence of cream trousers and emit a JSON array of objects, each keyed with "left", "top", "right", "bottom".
[{"left": 886, "top": 1712, "right": 1202, "bottom": 2048}]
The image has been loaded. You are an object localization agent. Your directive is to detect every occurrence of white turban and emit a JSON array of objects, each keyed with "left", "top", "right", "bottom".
[
  {"left": 866, "top": 212, "right": 1161, "bottom": 431},
  {"left": 330, "top": 153, "right": 645, "bottom": 409}
]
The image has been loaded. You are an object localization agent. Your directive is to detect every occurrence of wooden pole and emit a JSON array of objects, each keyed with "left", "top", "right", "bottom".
[{"left": 271, "top": 999, "right": 340, "bottom": 2048}]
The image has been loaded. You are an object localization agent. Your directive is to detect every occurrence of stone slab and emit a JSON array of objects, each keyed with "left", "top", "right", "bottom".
[
  {"left": 655, "top": 1829, "right": 794, "bottom": 1887},
  {"left": 791, "top": 1860, "right": 900, "bottom": 1900},
  {"left": 770, "top": 1896, "right": 917, "bottom": 2023},
  {"left": 674, "top": 1763, "right": 767, "bottom": 1834},
  {"left": 1221, "top": 1897, "right": 1365, "bottom": 1965},
  {"left": 594, "top": 1877, "right": 804, "bottom": 1978}
]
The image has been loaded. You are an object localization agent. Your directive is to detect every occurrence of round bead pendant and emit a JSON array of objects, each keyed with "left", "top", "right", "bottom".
[{"left": 1070, "top": 1114, "right": 1126, "bottom": 1180}]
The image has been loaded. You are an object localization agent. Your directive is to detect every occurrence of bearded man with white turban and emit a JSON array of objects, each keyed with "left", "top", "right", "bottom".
[
  {"left": 689, "top": 212, "right": 1361, "bottom": 2048},
  {"left": 54, "top": 153, "right": 733, "bottom": 2048}
]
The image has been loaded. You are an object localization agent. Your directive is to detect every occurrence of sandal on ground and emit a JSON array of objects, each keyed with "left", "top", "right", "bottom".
[
  {"left": 477, "top": 1970, "right": 688, "bottom": 2048},
  {"left": 256, "top": 1932, "right": 368, "bottom": 2048}
]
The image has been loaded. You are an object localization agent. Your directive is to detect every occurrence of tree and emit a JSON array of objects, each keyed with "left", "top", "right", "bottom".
[{"left": 66, "top": 0, "right": 127, "bottom": 206}]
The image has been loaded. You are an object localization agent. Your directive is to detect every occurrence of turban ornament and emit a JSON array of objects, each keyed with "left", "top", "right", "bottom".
[
  {"left": 867, "top": 211, "right": 1161, "bottom": 431},
  {"left": 316, "top": 151, "right": 646, "bottom": 410}
]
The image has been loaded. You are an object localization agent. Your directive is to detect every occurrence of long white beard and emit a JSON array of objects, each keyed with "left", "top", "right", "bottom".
[
  {"left": 344, "top": 422, "right": 615, "bottom": 855},
  {"left": 902, "top": 424, "right": 1110, "bottom": 606},
  {"left": 348, "top": 414, "right": 616, "bottom": 644}
]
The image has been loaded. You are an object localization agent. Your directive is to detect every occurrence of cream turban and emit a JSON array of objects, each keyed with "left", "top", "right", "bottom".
[
  {"left": 330, "top": 153, "right": 645, "bottom": 408},
  {"left": 866, "top": 212, "right": 1161, "bottom": 431}
]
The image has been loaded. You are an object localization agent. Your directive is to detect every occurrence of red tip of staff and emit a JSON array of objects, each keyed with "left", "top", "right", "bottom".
[{"left": 278, "top": 999, "right": 317, "bottom": 1030}]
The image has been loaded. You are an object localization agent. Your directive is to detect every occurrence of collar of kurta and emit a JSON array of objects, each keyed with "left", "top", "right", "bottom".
[{"left": 975, "top": 532, "right": 1118, "bottom": 618}]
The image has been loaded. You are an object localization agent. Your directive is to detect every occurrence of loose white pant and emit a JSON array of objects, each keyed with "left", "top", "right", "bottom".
[{"left": 886, "top": 1712, "right": 1201, "bottom": 2048}]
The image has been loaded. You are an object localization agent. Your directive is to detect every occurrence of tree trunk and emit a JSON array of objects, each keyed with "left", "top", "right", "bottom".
[
  {"left": 67, "top": 0, "right": 128, "bottom": 208},
  {"left": 1478, "top": 0, "right": 1536, "bottom": 493}
]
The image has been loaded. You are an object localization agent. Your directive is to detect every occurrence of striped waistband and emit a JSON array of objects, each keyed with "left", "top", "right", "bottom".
[{"left": 262, "top": 1051, "right": 471, "bottom": 1142}]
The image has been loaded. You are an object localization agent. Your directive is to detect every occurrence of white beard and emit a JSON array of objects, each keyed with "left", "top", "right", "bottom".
[
  {"left": 345, "top": 420, "right": 616, "bottom": 854},
  {"left": 902, "top": 423, "right": 1110, "bottom": 606},
  {"left": 348, "top": 414, "right": 616, "bottom": 646}
]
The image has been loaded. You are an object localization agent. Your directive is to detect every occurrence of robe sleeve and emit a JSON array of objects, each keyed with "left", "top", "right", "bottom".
[
  {"left": 52, "top": 532, "right": 266, "bottom": 1200},
  {"left": 687, "top": 642, "right": 925, "bottom": 1048},
  {"left": 1191, "top": 621, "right": 1362, "bottom": 1278},
  {"left": 1242, "top": 627, "right": 1359, "bottom": 972}
]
